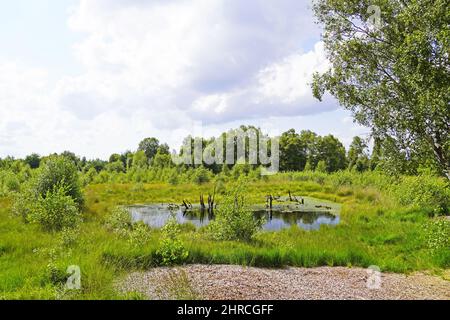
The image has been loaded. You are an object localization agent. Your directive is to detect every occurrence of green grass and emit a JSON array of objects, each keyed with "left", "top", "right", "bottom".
[{"left": 0, "top": 173, "right": 448, "bottom": 299}]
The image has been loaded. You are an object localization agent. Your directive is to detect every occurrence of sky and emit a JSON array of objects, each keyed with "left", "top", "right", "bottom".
[{"left": 0, "top": 0, "right": 368, "bottom": 160}]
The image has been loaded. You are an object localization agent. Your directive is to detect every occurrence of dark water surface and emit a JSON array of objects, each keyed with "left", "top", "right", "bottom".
[{"left": 129, "top": 198, "right": 340, "bottom": 231}]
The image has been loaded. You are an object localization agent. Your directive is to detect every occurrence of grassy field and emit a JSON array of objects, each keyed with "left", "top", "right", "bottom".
[{"left": 0, "top": 172, "right": 449, "bottom": 299}]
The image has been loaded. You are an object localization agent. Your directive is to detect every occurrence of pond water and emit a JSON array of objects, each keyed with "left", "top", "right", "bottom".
[{"left": 129, "top": 199, "right": 340, "bottom": 231}]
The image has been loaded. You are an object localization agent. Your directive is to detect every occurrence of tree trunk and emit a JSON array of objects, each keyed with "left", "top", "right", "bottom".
[{"left": 430, "top": 134, "right": 450, "bottom": 181}]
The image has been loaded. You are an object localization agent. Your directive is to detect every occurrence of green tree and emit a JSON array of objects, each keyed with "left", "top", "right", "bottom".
[
  {"left": 34, "top": 156, "right": 84, "bottom": 207},
  {"left": 279, "top": 129, "right": 307, "bottom": 171},
  {"left": 105, "top": 160, "right": 125, "bottom": 173},
  {"left": 312, "top": 0, "right": 450, "bottom": 180},
  {"left": 304, "top": 160, "right": 313, "bottom": 171},
  {"left": 152, "top": 151, "right": 173, "bottom": 168},
  {"left": 132, "top": 150, "right": 148, "bottom": 169},
  {"left": 60, "top": 151, "right": 80, "bottom": 168},
  {"left": 157, "top": 143, "right": 170, "bottom": 155},
  {"left": 84, "top": 159, "right": 107, "bottom": 173},
  {"left": 299, "top": 130, "right": 320, "bottom": 168},
  {"left": 207, "top": 182, "right": 264, "bottom": 242},
  {"left": 370, "top": 138, "right": 383, "bottom": 170},
  {"left": 348, "top": 136, "right": 369, "bottom": 172},
  {"left": 30, "top": 184, "right": 81, "bottom": 232},
  {"left": 317, "top": 135, "right": 347, "bottom": 172},
  {"left": 138, "top": 137, "right": 161, "bottom": 162},
  {"left": 24, "top": 153, "right": 41, "bottom": 169},
  {"left": 315, "top": 160, "right": 327, "bottom": 173},
  {"left": 109, "top": 153, "right": 121, "bottom": 163}
]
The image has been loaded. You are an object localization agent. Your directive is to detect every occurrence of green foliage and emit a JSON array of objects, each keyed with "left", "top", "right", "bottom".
[
  {"left": 1, "top": 171, "right": 450, "bottom": 299},
  {"left": 132, "top": 151, "right": 148, "bottom": 169},
  {"left": 192, "top": 166, "right": 212, "bottom": 185},
  {"left": 105, "top": 207, "right": 151, "bottom": 248},
  {"left": 279, "top": 129, "right": 307, "bottom": 171},
  {"left": 317, "top": 135, "right": 347, "bottom": 172},
  {"left": 29, "top": 184, "right": 81, "bottom": 232},
  {"left": 24, "top": 153, "right": 41, "bottom": 169},
  {"left": 105, "top": 160, "right": 125, "bottom": 173},
  {"left": 423, "top": 218, "right": 450, "bottom": 251},
  {"left": 128, "top": 222, "right": 152, "bottom": 248},
  {"left": 0, "top": 170, "right": 21, "bottom": 195},
  {"left": 58, "top": 226, "right": 80, "bottom": 248},
  {"left": 394, "top": 173, "right": 450, "bottom": 215},
  {"left": 105, "top": 207, "right": 133, "bottom": 237},
  {"left": 207, "top": 182, "right": 264, "bottom": 242},
  {"left": 315, "top": 160, "right": 327, "bottom": 173},
  {"left": 138, "top": 137, "right": 168, "bottom": 162},
  {"left": 348, "top": 137, "right": 370, "bottom": 172},
  {"left": 312, "top": 0, "right": 450, "bottom": 179},
  {"left": 157, "top": 218, "right": 189, "bottom": 266},
  {"left": 81, "top": 167, "right": 98, "bottom": 186},
  {"left": 34, "top": 156, "right": 84, "bottom": 207}
]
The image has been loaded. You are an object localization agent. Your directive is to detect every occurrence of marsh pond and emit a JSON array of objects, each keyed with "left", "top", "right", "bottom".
[{"left": 129, "top": 196, "right": 340, "bottom": 231}]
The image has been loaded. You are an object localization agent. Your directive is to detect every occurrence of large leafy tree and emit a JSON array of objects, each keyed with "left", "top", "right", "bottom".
[
  {"left": 312, "top": 0, "right": 449, "bottom": 179},
  {"left": 279, "top": 129, "right": 307, "bottom": 171},
  {"left": 299, "top": 130, "right": 320, "bottom": 168},
  {"left": 317, "top": 135, "right": 347, "bottom": 172},
  {"left": 24, "top": 153, "right": 41, "bottom": 169},
  {"left": 138, "top": 137, "right": 161, "bottom": 161}
]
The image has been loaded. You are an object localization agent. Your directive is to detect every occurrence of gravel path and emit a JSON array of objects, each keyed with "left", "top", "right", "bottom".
[{"left": 118, "top": 265, "right": 450, "bottom": 300}]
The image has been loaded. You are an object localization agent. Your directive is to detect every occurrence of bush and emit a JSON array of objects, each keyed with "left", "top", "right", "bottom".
[
  {"left": 29, "top": 184, "right": 81, "bottom": 232},
  {"left": 34, "top": 156, "right": 84, "bottom": 207},
  {"left": 58, "top": 226, "right": 80, "bottom": 248},
  {"left": 128, "top": 222, "right": 152, "bottom": 248},
  {"left": 192, "top": 167, "right": 211, "bottom": 185},
  {"left": 0, "top": 170, "right": 21, "bottom": 195},
  {"left": 157, "top": 218, "right": 188, "bottom": 266},
  {"left": 105, "top": 207, "right": 133, "bottom": 237},
  {"left": 423, "top": 218, "right": 450, "bottom": 251},
  {"left": 106, "top": 207, "right": 151, "bottom": 247},
  {"left": 12, "top": 185, "right": 35, "bottom": 222},
  {"left": 206, "top": 182, "right": 264, "bottom": 242},
  {"left": 395, "top": 174, "right": 449, "bottom": 215}
]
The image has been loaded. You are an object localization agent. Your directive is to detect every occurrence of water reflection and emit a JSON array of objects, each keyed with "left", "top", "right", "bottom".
[{"left": 129, "top": 204, "right": 339, "bottom": 231}]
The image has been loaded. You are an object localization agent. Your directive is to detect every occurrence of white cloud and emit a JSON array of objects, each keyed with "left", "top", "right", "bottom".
[
  {"left": 0, "top": 0, "right": 363, "bottom": 159},
  {"left": 63, "top": 0, "right": 330, "bottom": 123}
]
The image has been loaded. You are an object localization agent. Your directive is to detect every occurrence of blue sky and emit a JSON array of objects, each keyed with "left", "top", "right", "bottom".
[{"left": 0, "top": 0, "right": 367, "bottom": 159}]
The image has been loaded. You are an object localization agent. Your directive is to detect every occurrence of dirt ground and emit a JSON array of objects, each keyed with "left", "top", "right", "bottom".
[{"left": 118, "top": 265, "right": 450, "bottom": 300}]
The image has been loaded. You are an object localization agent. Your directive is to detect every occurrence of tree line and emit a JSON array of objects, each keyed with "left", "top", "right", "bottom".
[{"left": 0, "top": 125, "right": 434, "bottom": 178}]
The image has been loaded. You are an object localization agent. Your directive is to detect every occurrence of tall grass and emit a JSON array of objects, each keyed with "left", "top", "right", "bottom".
[{"left": 0, "top": 170, "right": 448, "bottom": 299}]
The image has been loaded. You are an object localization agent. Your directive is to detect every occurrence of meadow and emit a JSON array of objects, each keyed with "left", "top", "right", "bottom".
[{"left": 0, "top": 167, "right": 449, "bottom": 299}]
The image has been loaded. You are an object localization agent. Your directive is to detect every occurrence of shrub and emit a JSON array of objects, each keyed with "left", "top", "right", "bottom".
[
  {"left": 29, "top": 184, "right": 81, "bottom": 232},
  {"left": 157, "top": 218, "right": 188, "bottom": 266},
  {"left": 168, "top": 171, "right": 179, "bottom": 185},
  {"left": 80, "top": 167, "right": 97, "bottom": 186},
  {"left": 128, "top": 222, "right": 152, "bottom": 248},
  {"left": 34, "top": 156, "right": 84, "bottom": 207},
  {"left": 58, "top": 226, "right": 80, "bottom": 248},
  {"left": 395, "top": 174, "right": 449, "bottom": 215},
  {"left": 192, "top": 166, "right": 211, "bottom": 185},
  {"left": 315, "top": 160, "right": 327, "bottom": 173},
  {"left": 206, "top": 182, "right": 264, "bottom": 242},
  {"left": 105, "top": 207, "right": 133, "bottom": 237},
  {"left": 0, "top": 170, "right": 21, "bottom": 195},
  {"left": 423, "top": 218, "right": 450, "bottom": 251},
  {"left": 106, "top": 207, "right": 151, "bottom": 247},
  {"left": 12, "top": 186, "right": 36, "bottom": 222}
]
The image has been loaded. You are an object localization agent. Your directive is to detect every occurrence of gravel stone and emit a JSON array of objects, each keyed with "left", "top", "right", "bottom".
[{"left": 117, "top": 265, "right": 450, "bottom": 300}]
